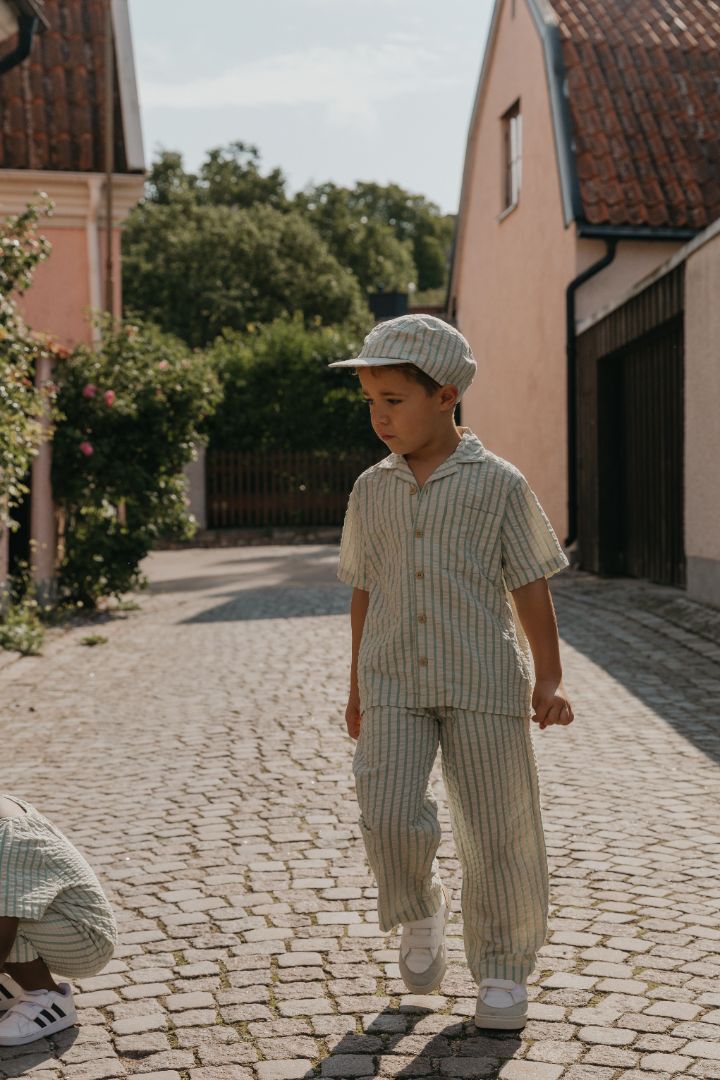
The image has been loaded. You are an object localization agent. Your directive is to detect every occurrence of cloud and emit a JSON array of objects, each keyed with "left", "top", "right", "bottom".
[{"left": 138, "top": 37, "right": 463, "bottom": 125}]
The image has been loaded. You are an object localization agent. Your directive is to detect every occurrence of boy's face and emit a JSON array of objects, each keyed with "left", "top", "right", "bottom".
[{"left": 358, "top": 367, "right": 457, "bottom": 455}]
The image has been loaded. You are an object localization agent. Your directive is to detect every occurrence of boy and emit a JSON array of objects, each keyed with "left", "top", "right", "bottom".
[
  {"left": 329, "top": 314, "right": 574, "bottom": 1031},
  {"left": 0, "top": 793, "right": 117, "bottom": 1045}
]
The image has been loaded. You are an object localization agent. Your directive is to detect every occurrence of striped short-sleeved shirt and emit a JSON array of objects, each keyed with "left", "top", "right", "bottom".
[
  {"left": 338, "top": 430, "right": 569, "bottom": 715},
  {"left": 0, "top": 796, "right": 117, "bottom": 950}
]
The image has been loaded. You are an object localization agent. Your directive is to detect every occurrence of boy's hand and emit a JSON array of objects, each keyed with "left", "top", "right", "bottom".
[
  {"left": 345, "top": 691, "right": 362, "bottom": 740},
  {"left": 532, "top": 679, "right": 574, "bottom": 731}
]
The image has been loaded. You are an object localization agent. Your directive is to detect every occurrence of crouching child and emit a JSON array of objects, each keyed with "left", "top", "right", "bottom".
[{"left": 0, "top": 794, "right": 117, "bottom": 1045}]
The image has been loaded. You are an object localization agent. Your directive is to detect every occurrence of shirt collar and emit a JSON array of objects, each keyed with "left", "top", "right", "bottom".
[{"left": 377, "top": 429, "right": 487, "bottom": 481}]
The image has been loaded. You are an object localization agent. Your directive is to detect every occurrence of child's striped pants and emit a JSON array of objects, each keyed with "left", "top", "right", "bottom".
[{"left": 352, "top": 705, "right": 549, "bottom": 984}]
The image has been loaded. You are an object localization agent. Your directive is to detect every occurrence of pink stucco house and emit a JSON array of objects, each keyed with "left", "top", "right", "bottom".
[
  {"left": 449, "top": 0, "right": 719, "bottom": 575},
  {"left": 0, "top": 0, "right": 145, "bottom": 590}
]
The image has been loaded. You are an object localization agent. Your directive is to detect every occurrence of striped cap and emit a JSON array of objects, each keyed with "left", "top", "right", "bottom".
[{"left": 328, "top": 314, "right": 476, "bottom": 397}]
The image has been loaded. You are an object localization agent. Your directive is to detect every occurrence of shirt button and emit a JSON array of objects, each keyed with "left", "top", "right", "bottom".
[
  {"left": 418, "top": 614, "right": 427, "bottom": 623},
  {"left": 409, "top": 485, "right": 418, "bottom": 495},
  {"left": 415, "top": 529, "right": 424, "bottom": 539},
  {"left": 419, "top": 656, "right": 428, "bottom": 666},
  {"left": 415, "top": 570, "right": 424, "bottom": 579}
]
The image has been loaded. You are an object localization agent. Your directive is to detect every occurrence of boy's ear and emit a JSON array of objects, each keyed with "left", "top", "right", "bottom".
[{"left": 438, "top": 385, "right": 459, "bottom": 410}]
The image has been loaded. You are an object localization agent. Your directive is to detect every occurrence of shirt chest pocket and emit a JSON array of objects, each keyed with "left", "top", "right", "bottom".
[
  {"left": 364, "top": 504, "right": 407, "bottom": 571},
  {"left": 451, "top": 500, "right": 504, "bottom": 585}
]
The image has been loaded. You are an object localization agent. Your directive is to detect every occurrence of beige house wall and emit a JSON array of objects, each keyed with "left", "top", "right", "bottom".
[
  {"left": 684, "top": 227, "right": 720, "bottom": 607},
  {"left": 0, "top": 171, "right": 143, "bottom": 592},
  {"left": 452, "top": 0, "right": 692, "bottom": 550},
  {"left": 575, "top": 239, "right": 683, "bottom": 322},
  {"left": 452, "top": 0, "right": 575, "bottom": 539}
]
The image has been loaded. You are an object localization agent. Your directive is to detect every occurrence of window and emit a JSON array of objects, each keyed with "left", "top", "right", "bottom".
[{"left": 501, "top": 101, "right": 522, "bottom": 214}]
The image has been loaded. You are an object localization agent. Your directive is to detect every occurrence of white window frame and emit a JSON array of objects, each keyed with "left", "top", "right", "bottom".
[{"left": 500, "top": 101, "right": 522, "bottom": 218}]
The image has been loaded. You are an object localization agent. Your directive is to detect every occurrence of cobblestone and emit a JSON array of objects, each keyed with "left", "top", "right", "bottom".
[{"left": 0, "top": 551, "right": 718, "bottom": 1079}]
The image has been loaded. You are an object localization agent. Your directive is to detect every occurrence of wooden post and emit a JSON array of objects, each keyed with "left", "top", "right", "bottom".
[{"left": 30, "top": 353, "right": 56, "bottom": 600}]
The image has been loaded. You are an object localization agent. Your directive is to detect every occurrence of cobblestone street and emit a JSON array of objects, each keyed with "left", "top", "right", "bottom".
[{"left": 1, "top": 545, "right": 719, "bottom": 1080}]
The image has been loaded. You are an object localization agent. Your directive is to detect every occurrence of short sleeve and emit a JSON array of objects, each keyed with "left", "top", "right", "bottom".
[
  {"left": 337, "top": 485, "right": 372, "bottom": 590},
  {"left": 501, "top": 475, "right": 569, "bottom": 591},
  {"left": 0, "top": 828, "right": 65, "bottom": 921}
]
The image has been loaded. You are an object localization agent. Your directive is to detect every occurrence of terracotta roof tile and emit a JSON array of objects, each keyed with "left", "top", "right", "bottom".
[
  {"left": 0, "top": 0, "right": 135, "bottom": 173},
  {"left": 549, "top": 0, "right": 720, "bottom": 229}
]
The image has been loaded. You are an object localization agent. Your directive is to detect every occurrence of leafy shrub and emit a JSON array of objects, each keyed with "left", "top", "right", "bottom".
[
  {"left": 205, "top": 315, "right": 378, "bottom": 454},
  {"left": 0, "top": 597, "right": 45, "bottom": 655},
  {"left": 0, "top": 203, "right": 55, "bottom": 529},
  {"left": 51, "top": 316, "right": 220, "bottom": 606},
  {"left": 0, "top": 562, "right": 49, "bottom": 655}
]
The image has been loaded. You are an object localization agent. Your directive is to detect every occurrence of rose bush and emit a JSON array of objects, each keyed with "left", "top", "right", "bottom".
[{"left": 51, "top": 316, "right": 220, "bottom": 606}]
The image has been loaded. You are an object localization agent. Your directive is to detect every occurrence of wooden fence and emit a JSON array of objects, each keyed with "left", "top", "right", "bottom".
[{"left": 206, "top": 450, "right": 379, "bottom": 528}]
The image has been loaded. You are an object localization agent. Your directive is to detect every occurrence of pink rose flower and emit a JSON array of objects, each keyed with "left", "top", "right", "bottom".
[
  {"left": 158, "top": 360, "right": 169, "bottom": 370},
  {"left": 103, "top": 389, "right": 116, "bottom": 406},
  {"left": 82, "top": 383, "right": 97, "bottom": 398},
  {"left": 79, "top": 441, "right": 94, "bottom": 457}
]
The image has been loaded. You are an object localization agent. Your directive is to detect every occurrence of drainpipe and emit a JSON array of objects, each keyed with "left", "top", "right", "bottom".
[
  {"left": 0, "top": 13, "right": 37, "bottom": 75},
  {"left": 565, "top": 238, "right": 617, "bottom": 548},
  {"left": 103, "top": 0, "right": 115, "bottom": 316}
]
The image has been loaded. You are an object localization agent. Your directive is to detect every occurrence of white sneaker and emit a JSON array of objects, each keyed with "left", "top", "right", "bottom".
[
  {"left": 0, "top": 973, "right": 23, "bottom": 1011},
  {"left": 0, "top": 983, "right": 77, "bottom": 1045},
  {"left": 475, "top": 977, "right": 528, "bottom": 1030},
  {"left": 398, "top": 885, "right": 451, "bottom": 993}
]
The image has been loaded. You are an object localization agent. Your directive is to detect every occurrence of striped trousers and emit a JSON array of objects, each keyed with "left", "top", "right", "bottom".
[
  {"left": 353, "top": 706, "right": 549, "bottom": 984},
  {"left": 7, "top": 912, "right": 115, "bottom": 978}
]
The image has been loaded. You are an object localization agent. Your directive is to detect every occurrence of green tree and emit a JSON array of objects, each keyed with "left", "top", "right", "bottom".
[
  {"left": 198, "top": 142, "right": 288, "bottom": 210},
  {"left": 296, "top": 180, "right": 454, "bottom": 292},
  {"left": 144, "top": 149, "right": 199, "bottom": 206},
  {"left": 294, "top": 182, "right": 417, "bottom": 294},
  {"left": 122, "top": 200, "right": 368, "bottom": 348},
  {"left": 146, "top": 143, "right": 288, "bottom": 211}
]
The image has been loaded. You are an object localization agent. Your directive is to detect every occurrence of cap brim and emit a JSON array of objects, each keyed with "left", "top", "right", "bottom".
[{"left": 328, "top": 357, "right": 412, "bottom": 368}]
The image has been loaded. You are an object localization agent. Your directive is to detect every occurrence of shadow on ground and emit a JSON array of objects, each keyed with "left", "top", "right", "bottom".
[
  {"left": 0, "top": 1024, "right": 78, "bottom": 1076},
  {"left": 552, "top": 573, "right": 720, "bottom": 766},
  {"left": 181, "top": 584, "right": 351, "bottom": 622},
  {"left": 156, "top": 546, "right": 720, "bottom": 761},
  {"left": 149, "top": 547, "right": 341, "bottom": 598},
  {"left": 305, "top": 1006, "right": 522, "bottom": 1079}
]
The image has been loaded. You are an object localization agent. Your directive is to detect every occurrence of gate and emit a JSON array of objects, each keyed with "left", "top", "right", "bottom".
[
  {"left": 205, "top": 450, "right": 378, "bottom": 529},
  {"left": 576, "top": 266, "right": 685, "bottom": 586}
]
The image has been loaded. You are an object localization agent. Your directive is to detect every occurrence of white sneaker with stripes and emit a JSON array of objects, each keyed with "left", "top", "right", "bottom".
[
  {"left": 0, "top": 973, "right": 23, "bottom": 1011},
  {"left": 0, "top": 983, "right": 77, "bottom": 1045}
]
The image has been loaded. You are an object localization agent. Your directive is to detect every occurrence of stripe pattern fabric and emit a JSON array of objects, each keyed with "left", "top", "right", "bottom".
[
  {"left": 328, "top": 314, "right": 477, "bottom": 398},
  {"left": 7, "top": 903, "right": 116, "bottom": 977},
  {"left": 353, "top": 706, "right": 549, "bottom": 983},
  {"left": 0, "top": 795, "right": 117, "bottom": 978},
  {"left": 338, "top": 430, "right": 569, "bottom": 716}
]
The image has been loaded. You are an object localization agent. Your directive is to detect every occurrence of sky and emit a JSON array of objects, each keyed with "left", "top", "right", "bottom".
[{"left": 127, "top": 0, "right": 495, "bottom": 215}]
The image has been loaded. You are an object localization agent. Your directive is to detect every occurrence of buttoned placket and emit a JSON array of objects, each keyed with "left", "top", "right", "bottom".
[
  {"left": 383, "top": 437, "right": 485, "bottom": 688},
  {"left": 405, "top": 477, "right": 430, "bottom": 678}
]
